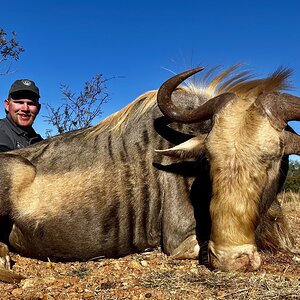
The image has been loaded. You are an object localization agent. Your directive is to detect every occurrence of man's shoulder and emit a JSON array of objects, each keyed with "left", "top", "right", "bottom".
[
  {"left": 0, "top": 117, "right": 8, "bottom": 125},
  {"left": 0, "top": 117, "right": 13, "bottom": 130},
  {"left": 0, "top": 117, "right": 14, "bottom": 134},
  {"left": 0, "top": 121, "right": 14, "bottom": 151},
  {"left": 0, "top": 128, "right": 12, "bottom": 141}
]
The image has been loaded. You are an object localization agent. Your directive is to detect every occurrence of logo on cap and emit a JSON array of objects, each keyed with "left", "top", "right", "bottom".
[{"left": 22, "top": 80, "right": 32, "bottom": 86}]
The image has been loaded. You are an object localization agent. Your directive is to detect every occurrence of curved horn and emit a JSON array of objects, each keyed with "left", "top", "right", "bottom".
[
  {"left": 157, "top": 67, "right": 236, "bottom": 123},
  {"left": 271, "top": 93, "right": 300, "bottom": 122},
  {"left": 257, "top": 92, "right": 300, "bottom": 130}
]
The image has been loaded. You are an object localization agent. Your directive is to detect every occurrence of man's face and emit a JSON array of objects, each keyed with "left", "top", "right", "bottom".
[{"left": 4, "top": 94, "right": 40, "bottom": 128}]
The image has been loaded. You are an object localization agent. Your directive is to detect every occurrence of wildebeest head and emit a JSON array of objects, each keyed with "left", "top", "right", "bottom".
[{"left": 156, "top": 67, "right": 300, "bottom": 271}]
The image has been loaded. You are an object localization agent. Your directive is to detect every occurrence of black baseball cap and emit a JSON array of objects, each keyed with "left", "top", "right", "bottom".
[{"left": 9, "top": 79, "right": 40, "bottom": 99}]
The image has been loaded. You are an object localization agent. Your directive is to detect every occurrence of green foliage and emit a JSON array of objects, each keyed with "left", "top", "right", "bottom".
[{"left": 284, "top": 160, "right": 300, "bottom": 192}]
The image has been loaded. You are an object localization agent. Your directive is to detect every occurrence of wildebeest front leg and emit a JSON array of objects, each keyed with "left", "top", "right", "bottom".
[
  {"left": 0, "top": 242, "right": 10, "bottom": 269},
  {"left": 161, "top": 177, "right": 200, "bottom": 259}
]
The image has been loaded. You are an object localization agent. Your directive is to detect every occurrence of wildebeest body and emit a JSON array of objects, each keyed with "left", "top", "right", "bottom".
[
  {"left": 1, "top": 90, "right": 209, "bottom": 261},
  {"left": 0, "top": 66, "right": 299, "bottom": 282}
]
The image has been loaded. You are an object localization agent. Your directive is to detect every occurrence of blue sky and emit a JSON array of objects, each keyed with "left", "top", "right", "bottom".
[{"left": 1, "top": 0, "right": 299, "bottom": 151}]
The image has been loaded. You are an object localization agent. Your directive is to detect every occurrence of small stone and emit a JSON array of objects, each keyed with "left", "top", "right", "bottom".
[
  {"left": 140, "top": 260, "right": 148, "bottom": 267},
  {"left": 11, "top": 288, "right": 23, "bottom": 297},
  {"left": 129, "top": 260, "right": 142, "bottom": 269},
  {"left": 292, "top": 255, "right": 300, "bottom": 262}
]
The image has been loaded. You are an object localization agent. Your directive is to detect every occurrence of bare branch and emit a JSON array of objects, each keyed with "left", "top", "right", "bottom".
[
  {"left": 0, "top": 28, "right": 24, "bottom": 75},
  {"left": 44, "top": 74, "right": 115, "bottom": 135}
]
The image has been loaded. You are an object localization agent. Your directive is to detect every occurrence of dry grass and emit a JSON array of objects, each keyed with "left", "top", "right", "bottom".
[
  {"left": 0, "top": 192, "right": 299, "bottom": 299},
  {"left": 278, "top": 190, "right": 300, "bottom": 203}
]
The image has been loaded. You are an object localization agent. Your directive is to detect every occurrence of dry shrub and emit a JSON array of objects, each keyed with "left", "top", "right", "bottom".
[{"left": 279, "top": 191, "right": 300, "bottom": 204}]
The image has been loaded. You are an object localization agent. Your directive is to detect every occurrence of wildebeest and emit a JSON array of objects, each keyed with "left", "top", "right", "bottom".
[{"left": 0, "top": 65, "right": 299, "bottom": 282}]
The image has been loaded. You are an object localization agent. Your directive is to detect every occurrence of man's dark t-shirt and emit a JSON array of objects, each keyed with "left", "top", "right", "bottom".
[{"left": 0, "top": 115, "right": 43, "bottom": 152}]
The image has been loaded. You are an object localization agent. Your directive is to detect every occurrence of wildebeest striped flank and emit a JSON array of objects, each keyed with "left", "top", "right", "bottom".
[{"left": 0, "top": 64, "right": 299, "bottom": 282}]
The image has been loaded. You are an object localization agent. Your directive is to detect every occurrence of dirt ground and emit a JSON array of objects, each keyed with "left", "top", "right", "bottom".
[{"left": 0, "top": 196, "right": 299, "bottom": 300}]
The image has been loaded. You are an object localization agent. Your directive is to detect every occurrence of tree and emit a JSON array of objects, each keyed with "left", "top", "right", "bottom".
[
  {"left": 284, "top": 160, "right": 300, "bottom": 192},
  {"left": 0, "top": 28, "right": 24, "bottom": 75},
  {"left": 0, "top": 28, "right": 111, "bottom": 138},
  {"left": 44, "top": 74, "right": 113, "bottom": 137}
]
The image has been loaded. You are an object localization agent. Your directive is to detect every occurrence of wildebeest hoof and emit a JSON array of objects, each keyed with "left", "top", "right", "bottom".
[
  {"left": 0, "top": 242, "right": 10, "bottom": 270},
  {"left": 0, "top": 242, "right": 25, "bottom": 283},
  {"left": 170, "top": 235, "right": 200, "bottom": 259}
]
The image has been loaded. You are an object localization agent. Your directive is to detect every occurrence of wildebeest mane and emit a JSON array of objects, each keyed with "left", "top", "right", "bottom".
[{"left": 88, "top": 64, "right": 293, "bottom": 139}]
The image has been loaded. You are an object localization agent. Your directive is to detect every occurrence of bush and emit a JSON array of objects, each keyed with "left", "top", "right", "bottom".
[{"left": 284, "top": 160, "right": 300, "bottom": 192}]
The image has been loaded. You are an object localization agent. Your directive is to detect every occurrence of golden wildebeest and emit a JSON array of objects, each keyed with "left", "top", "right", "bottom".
[{"left": 0, "top": 65, "right": 299, "bottom": 283}]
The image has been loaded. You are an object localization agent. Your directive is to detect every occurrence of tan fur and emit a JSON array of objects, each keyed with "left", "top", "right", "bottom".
[
  {"left": 208, "top": 98, "right": 282, "bottom": 242},
  {"left": 87, "top": 90, "right": 158, "bottom": 138},
  {"left": 87, "top": 65, "right": 293, "bottom": 272},
  {"left": 205, "top": 92, "right": 286, "bottom": 270},
  {"left": 88, "top": 65, "right": 292, "bottom": 140},
  {"left": 12, "top": 168, "right": 104, "bottom": 220},
  {"left": 8, "top": 165, "right": 115, "bottom": 257},
  {"left": 0, "top": 65, "right": 294, "bottom": 277}
]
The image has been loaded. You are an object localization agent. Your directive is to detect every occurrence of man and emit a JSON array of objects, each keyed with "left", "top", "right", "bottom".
[{"left": 0, "top": 79, "right": 43, "bottom": 152}]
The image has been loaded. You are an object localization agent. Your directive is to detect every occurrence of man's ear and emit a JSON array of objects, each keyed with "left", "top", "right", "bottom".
[
  {"left": 37, "top": 103, "right": 41, "bottom": 113},
  {"left": 4, "top": 99, "right": 9, "bottom": 113}
]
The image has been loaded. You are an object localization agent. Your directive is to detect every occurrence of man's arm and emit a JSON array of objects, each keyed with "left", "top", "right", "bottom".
[
  {"left": 0, "top": 145, "right": 12, "bottom": 152},
  {"left": 0, "top": 130, "right": 14, "bottom": 152}
]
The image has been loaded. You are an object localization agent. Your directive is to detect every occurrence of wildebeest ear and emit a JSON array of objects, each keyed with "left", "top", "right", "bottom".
[
  {"left": 282, "top": 130, "right": 300, "bottom": 155},
  {"left": 155, "top": 134, "right": 208, "bottom": 158}
]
